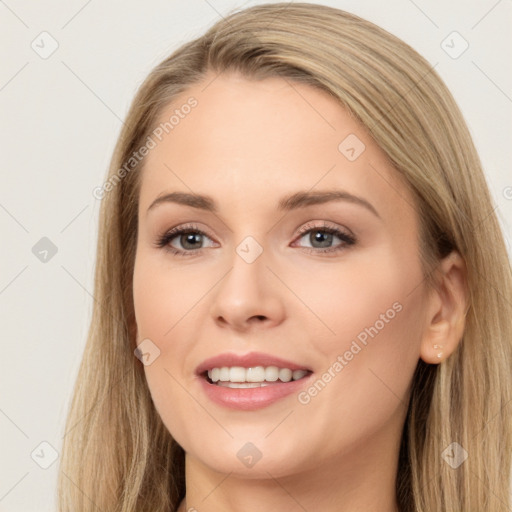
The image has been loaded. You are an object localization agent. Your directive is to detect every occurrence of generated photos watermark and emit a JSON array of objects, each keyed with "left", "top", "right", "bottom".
[
  {"left": 297, "top": 301, "right": 403, "bottom": 405},
  {"left": 92, "top": 96, "right": 198, "bottom": 200}
]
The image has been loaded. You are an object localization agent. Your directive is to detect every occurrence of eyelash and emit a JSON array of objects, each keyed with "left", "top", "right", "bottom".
[{"left": 155, "top": 222, "right": 357, "bottom": 257}]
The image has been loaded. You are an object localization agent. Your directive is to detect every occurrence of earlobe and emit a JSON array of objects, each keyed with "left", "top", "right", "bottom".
[{"left": 419, "top": 251, "right": 468, "bottom": 364}]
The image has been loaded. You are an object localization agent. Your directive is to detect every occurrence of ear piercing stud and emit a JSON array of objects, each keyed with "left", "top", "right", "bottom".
[{"left": 433, "top": 344, "right": 444, "bottom": 360}]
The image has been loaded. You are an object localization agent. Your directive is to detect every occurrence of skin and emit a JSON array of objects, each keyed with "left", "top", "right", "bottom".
[{"left": 132, "top": 71, "right": 467, "bottom": 512}]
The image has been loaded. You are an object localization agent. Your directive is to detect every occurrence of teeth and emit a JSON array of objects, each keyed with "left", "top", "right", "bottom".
[
  {"left": 246, "top": 366, "right": 265, "bottom": 382},
  {"left": 230, "top": 367, "right": 246, "bottom": 382},
  {"left": 279, "top": 368, "right": 292, "bottom": 382},
  {"left": 207, "top": 366, "right": 309, "bottom": 384},
  {"left": 217, "top": 381, "right": 272, "bottom": 388},
  {"left": 265, "top": 366, "right": 279, "bottom": 382},
  {"left": 292, "top": 369, "right": 308, "bottom": 380},
  {"left": 219, "top": 367, "right": 230, "bottom": 381}
]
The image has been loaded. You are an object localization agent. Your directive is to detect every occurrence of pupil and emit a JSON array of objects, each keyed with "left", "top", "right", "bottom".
[
  {"left": 182, "top": 233, "right": 201, "bottom": 249},
  {"left": 312, "top": 230, "right": 332, "bottom": 248}
]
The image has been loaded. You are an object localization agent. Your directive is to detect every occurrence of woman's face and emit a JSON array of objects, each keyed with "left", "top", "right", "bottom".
[{"left": 133, "top": 71, "right": 431, "bottom": 478}]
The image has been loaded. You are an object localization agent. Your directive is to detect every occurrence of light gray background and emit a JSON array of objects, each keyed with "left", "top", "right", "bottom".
[{"left": 1, "top": 1, "right": 511, "bottom": 510}]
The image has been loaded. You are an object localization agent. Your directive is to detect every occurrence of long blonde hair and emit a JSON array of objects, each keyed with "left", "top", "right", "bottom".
[{"left": 57, "top": 3, "right": 512, "bottom": 511}]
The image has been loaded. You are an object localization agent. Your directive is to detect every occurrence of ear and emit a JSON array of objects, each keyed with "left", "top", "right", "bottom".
[{"left": 420, "top": 250, "right": 468, "bottom": 364}]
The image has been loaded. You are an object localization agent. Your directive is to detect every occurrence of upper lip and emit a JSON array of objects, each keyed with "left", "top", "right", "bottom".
[{"left": 195, "top": 351, "right": 312, "bottom": 375}]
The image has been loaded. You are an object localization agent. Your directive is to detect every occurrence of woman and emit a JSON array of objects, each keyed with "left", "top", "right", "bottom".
[{"left": 57, "top": 3, "right": 512, "bottom": 511}]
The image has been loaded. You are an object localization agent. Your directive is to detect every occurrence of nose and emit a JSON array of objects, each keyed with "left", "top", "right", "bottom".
[{"left": 209, "top": 245, "right": 286, "bottom": 332}]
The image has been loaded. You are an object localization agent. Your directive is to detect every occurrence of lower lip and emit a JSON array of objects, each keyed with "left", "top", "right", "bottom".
[{"left": 198, "top": 375, "right": 312, "bottom": 410}]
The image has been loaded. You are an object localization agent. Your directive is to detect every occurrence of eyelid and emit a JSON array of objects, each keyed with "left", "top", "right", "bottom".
[
  {"left": 294, "top": 220, "right": 354, "bottom": 237},
  {"left": 154, "top": 222, "right": 217, "bottom": 252},
  {"left": 156, "top": 220, "right": 357, "bottom": 256},
  {"left": 165, "top": 222, "right": 215, "bottom": 240},
  {"left": 291, "top": 221, "right": 357, "bottom": 252}
]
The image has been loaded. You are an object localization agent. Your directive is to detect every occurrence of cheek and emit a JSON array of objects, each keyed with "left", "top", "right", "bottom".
[
  {"left": 133, "top": 251, "right": 215, "bottom": 341},
  {"left": 294, "top": 250, "right": 426, "bottom": 440},
  {"left": 132, "top": 252, "right": 218, "bottom": 445},
  {"left": 286, "top": 245, "right": 425, "bottom": 360},
  {"left": 332, "top": 269, "right": 422, "bottom": 360}
]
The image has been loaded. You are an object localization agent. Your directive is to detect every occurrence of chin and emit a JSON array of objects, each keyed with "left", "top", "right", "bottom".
[{"left": 178, "top": 432, "right": 315, "bottom": 480}]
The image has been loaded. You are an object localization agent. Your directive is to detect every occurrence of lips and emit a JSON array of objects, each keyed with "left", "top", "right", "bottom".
[{"left": 195, "top": 351, "right": 313, "bottom": 410}]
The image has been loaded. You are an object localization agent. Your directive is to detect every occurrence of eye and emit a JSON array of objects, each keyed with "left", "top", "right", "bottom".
[
  {"left": 155, "top": 223, "right": 216, "bottom": 256},
  {"left": 155, "top": 221, "right": 357, "bottom": 257},
  {"left": 293, "top": 222, "right": 356, "bottom": 254}
]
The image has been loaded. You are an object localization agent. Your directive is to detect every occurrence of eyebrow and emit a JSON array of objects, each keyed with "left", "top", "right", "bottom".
[{"left": 147, "top": 189, "right": 380, "bottom": 218}]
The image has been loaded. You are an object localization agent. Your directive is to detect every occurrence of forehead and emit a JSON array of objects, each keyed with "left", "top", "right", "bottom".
[{"left": 138, "top": 71, "right": 417, "bottom": 225}]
